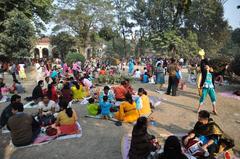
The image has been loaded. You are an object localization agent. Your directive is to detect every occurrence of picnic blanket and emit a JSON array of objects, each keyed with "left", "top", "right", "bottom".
[
  {"left": 220, "top": 92, "right": 240, "bottom": 101},
  {"left": 0, "top": 96, "right": 9, "bottom": 104},
  {"left": 8, "top": 122, "right": 82, "bottom": 149},
  {"left": 23, "top": 101, "right": 39, "bottom": 109}
]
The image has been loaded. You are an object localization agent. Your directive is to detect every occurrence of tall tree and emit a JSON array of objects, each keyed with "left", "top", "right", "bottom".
[
  {"left": 0, "top": 0, "right": 54, "bottom": 57},
  {"left": 113, "top": 0, "right": 134, "bottom": 57},
  {"left": 232, "top": 28, "right": 240, "bottom": 47},
  {"left": 54, "top": 0, "right": 114, "bottom": 52},
  {"left": 51, "top": 32, "right": 76, "bottom": 59},
  {"left": 184, "top": 0, "right": 229, "bottom": 55},
  {"left": 0, "top": 10, "right": 35, "bottom": 57}
]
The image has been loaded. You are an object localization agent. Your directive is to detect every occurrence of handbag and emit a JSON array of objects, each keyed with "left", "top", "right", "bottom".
[{"left": 46, "top": 126, "right": 57, "bottom": 136}]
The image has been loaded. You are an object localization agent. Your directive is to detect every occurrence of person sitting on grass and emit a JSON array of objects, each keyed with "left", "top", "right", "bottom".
[
  {"left": 124, "top": 79, "right": 135, "bottom": 95},
  {"left": 47, "top": 82, "right": 58, "bottom": 103},
  {"left": 87, "top": 98, "right": 99, "bottom": 116},
  {"left": 134, "top": 69, "right": 141, "bottom": 80},
  {"left": 113, "top": 81, "right": 128, "bottom": 101},
  {"left": 99, "top": 96, "right": 113, "bottom": 119},
  {"left": 99, "top": 86, "right": 115, "bottom": 103},
  {"left": 137, "top": 88, "right": 152, "bottom": 117},
  {"left": 38, "top": 95, "right": 57, "bottom": 126},
  {"left": 61, "top": 82, "right": 73, "bottom": 103},
  {"left": 7, "top": 102, "right": 40, "bottom": 147},
  {"left": 114, "top": 93, "right": 139, "bottom": 123},
  {"left": 71, "top": 81, "right": 84, "bottom": 100},
  {"left": 56, "top": 100, "right": 78, "bottom": 135},
  {"left": 10, "top": 80, "right": 25, "bottom": 94},
  {"left": 183, "top": 110, "right": 234, "bottom": 157},
  {"left": 0, "top": 94, "right": 21, "bottom": 129},
  {"left": 32, "top": 80, "right": 44, "bottom": 104},
  {"left": 157, "top": 136, "right": 189, "bottom": 159},
  {"left": 142, "top": 72, "right": 149, "bottom": 83},
  {"left": 128, "top": 116, "right": 160, "bottom": 159}
]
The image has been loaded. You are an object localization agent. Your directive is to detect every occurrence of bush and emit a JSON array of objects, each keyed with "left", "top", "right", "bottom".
[
  {"left": 209, "top": 56, "right": 231, "bottom": 73},
  {"left": 65, "top": 52, "right": 86, "bottom": 65},
  {"left": 230, "top": 54, "right": 240, "bottom": 76}
]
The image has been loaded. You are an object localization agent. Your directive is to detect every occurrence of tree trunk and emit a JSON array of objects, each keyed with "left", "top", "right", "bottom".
[{"left": 123, "top": 30, "right": 127, "bottom": 57}]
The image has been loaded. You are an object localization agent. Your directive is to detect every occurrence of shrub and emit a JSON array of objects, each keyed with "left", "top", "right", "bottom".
[
  {"left": 230, "top": 54, "right": 240, "bottom": 76},
  {"left": 209, "top": 56, "right": 231, "bottom": 73},
  {"left": 65, "top": 52, "right": 85, "bottom": 65}
]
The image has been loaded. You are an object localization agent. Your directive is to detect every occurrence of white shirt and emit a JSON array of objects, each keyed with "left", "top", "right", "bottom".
[
  {"left": 135, "top": 70, "right": 141, "bottom": 78},
  {"left": 83, "top": 78, "right": 92, "bottom": 89},
  {"left": 35, "top": 63, "right": 42, "bottom": 73},
  {"left": 38, "top": 100, "right": 57, "bottom": 115}
]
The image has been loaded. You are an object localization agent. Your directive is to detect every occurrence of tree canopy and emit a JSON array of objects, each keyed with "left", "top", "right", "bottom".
[
  {"left": 0, "top": 0, "right": 239, "bottom": 60},
  {"left": 0, "top": 0, "right": 53, "bottom": 58}
]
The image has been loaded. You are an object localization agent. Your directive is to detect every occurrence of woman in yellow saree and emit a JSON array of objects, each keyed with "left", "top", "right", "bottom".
[
  {"left": 137, "top": 88, "right": 151, "bottom": 116},
  {"left": 115, "top": 93, "right": 139, "bottom": 123}
]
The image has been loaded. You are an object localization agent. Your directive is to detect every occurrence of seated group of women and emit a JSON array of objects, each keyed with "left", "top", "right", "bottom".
[
  {"left": 87, "top": 84, "right": 152, "bottom": 123},
  {"left": 128, "top": 111, "right": 234, "bottom": 159},
  {"left": 37, "top": 94, "right": 79, "bottom": 135}
]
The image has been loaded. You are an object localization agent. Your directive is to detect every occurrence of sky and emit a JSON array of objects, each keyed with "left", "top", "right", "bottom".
[{"left": 223, "top": 0, "right": 240, "bottom": 29}]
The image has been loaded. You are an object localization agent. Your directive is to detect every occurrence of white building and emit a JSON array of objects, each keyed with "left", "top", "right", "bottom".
[{"left": 33, "top": 38, "right": 54, "bottom": 59}]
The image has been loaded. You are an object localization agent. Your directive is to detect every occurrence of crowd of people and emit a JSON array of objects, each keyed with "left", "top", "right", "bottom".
[{"left": 0, "top": 55, "right": 235, "bottom": 159}]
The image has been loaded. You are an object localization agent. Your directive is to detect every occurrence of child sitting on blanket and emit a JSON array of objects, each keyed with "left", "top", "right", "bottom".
[
  {"left": 99, "top": 96, "right": 113, "bottom": 119},
  {"left": 87, "top": 98, "right": 99, "bottom": 116}
]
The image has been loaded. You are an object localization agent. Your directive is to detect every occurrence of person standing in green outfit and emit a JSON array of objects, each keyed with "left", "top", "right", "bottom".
[
  {"left": 87, "top": 98, "right": 99, "bottom": 116},
  {"left": 155, "top": 62, "right": 165, "bottom": 91},
  {"left": 198, "top": 65, "right": 217, "bottom": 115}
]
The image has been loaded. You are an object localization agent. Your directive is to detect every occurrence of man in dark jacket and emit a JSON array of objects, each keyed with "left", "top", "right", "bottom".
[
  {"left": 0, "top": 94, "right": 21, "bottom": 129},
  {"left": 32, "top": 80, "right": 44, "bottom": 103},
  {"left": 8, "top": 102, "right": 40, "bottom": 147},
  {"left": 166, "top": 58, "right": 179, "bottom": 96}
]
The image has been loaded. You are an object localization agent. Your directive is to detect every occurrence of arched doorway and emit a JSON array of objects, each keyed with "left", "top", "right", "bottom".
[
  {"left": 34, "top": 48, "right": 40, "bottom": 59},
  {"left": 42, "top": 48, "right": 49, "bottom": 58}
]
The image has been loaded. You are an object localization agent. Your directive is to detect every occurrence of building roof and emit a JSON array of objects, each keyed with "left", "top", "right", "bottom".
[{"left": 37, "top": 37, "right": 51, "bottom": 44}]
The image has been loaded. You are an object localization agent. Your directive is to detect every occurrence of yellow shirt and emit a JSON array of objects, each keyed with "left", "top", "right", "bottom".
[
  {"left": 115, "top": 101, "right": 139, "bottom": 123},
  {"left": 56, "top": 109, "right": 78, "bottom": 125},
  {"left": 139, "top": 95, "right": 151, "bottom": 116},
  {"left": 71, "top": 85, "right": 84, "bottom": 100}
]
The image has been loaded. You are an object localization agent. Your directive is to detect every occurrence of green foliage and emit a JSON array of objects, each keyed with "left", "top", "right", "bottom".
[
  {"left": 0, "top": 10, "right": 35, "bottom": 58},
  {"left": 65, "top": 52, "right": 86, "bottom": 65},
  {"left": 230, "top": 54, "right": 240, "bottom": 76},
  {"left": 54, "top": 0, "right": 114, "bottom": 49},
  {"left": 51, "top": 32, "right": 76, "bottom": 59},
  {"left": 105, "top": 37, "right": 131, "bottom": 58},
  {"left": 0, "top": 0, "right": 53, "bottom": 58},
  {"left": 0, "top": 0, "right": 53, "bottom": 32},
  {"left": 151, "top": 30, "right": 199, "bottom": 58},
  {"left": 184, "top": 0, "right": 229, "bottom": 55},
  {"left": 209, "top": 56, "right": 231, "bottom": 73},
  {"left": 99, "top": 27, "right": 115, "bottom": 41},
  {"left": 232, "top": 28, "right": 240, "bottom": 47}
]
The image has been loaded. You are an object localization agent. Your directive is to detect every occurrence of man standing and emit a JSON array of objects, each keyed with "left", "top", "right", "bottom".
[
  {"left": 35, "top": 60, "right": 42, "bottom": 83},
  {"left": 10, "top": 63, "right": 17, "bottom": 81},
  {"left": 166, "top": 58, "right": 179, "bottom": 96}
]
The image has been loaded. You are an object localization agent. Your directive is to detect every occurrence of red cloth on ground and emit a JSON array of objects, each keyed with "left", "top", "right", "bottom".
[{"left": 59, "top": 123, "right": 78, "bottom": 135}]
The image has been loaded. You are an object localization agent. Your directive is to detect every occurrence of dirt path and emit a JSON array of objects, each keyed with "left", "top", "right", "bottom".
[{"left": 0, "top": 71, "right": 239, "bottom": 159}]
